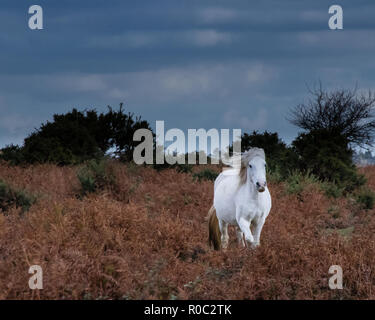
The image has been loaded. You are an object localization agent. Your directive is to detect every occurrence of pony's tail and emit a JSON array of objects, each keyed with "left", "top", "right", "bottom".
[{"left": 208, "top": 206, "right": 221, "bottom": 250}]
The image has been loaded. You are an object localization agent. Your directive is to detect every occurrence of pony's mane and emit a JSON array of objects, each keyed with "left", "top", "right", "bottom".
[
  {"left": 241, "top": 148, "right": 265, "bottom": 163},
  {"left": 225, "top": 148, "right": 265, "bottom": 168}
]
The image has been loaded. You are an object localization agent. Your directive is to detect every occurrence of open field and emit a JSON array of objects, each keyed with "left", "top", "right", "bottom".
[{"left": 0, "top": 161, "right": 375, "bottom": 299}]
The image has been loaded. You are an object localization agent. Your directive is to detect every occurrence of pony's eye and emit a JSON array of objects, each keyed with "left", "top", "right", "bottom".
[{"left": 249, "top": 165, "right": 252, "bottom": 168}]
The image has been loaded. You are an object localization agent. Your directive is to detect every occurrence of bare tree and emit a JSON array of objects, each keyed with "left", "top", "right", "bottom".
[{"left": 288, "top": 84, "right": 375, "bottom": 147}]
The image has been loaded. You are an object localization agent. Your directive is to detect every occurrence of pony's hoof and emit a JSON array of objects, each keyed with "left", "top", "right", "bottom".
[
  {"left": 250, "top": 242, "right": 260, "bottom": 249},
  {"left": 246, "top": 241, "right": 259, "bottom": 249}
]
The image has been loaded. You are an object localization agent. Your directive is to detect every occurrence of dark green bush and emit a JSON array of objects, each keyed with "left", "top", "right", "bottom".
[
  {"left": 285, "top": 170, "right": 319, "bottom": 194},
  {"left": 1, "top": 105, "right": 152, "bottom": 166},
  {"left": 0, "top": 145, "right": 25, "bottom": 165},
  {"left": 152, "top": 153, "right": 193, "bottom": 173},
  {"left": 356, "top": 187, "right": 375, "bottom": 210},
  {"left": 152, "top": 162, "right": 193, "bottom": 174},
  {"left": 193, "top": 169, "right": 219, "bottom": 182},
  {"left": 267, "top": 166, "right": 284, "bottom": 184},
  {"left": 22, "top": 110, "right": 105, "bottom": 165},
  {"left": 175, "top": 163, "right": 193, "bottom": 174},
  {"left": 77, "top": 159, "right": 114, "bottom": 196},
  {"left": 320, "top": 182, "right": 344, "bottom": 199},
  {"left": 152, "top": 162, "right": 175, "bottom": 172},
  {"left": 292, "top": 129, "right": 365, "bottom": 192},
  {"left": 0, "top": 180, "right": 36, "bottom": 213},
  {"left": 77, "top": 169, "right": 97, "bottom": 195},
  {"left": 285, "top": 171, "right": 304, "bottom": 194}
]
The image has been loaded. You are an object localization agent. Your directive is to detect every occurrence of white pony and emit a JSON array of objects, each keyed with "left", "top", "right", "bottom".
[{"left": 208, "top": 148, "right": 272, "bottom": 250}]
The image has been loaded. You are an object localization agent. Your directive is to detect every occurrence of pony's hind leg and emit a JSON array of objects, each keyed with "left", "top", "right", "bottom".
[
  {"left": 235, "top": 226, "right": 245, "bottom": 248},
  {"left": 219, "top": 220, "right": 229, "bottom": 249}
]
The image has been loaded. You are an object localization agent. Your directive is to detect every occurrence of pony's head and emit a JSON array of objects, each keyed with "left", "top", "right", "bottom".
[{"left": 239, "top": 148, "right": 267, "bottom": 192}]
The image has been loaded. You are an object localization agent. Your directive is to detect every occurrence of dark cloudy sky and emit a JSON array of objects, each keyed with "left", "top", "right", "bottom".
[{"left": 1, "top": 0, "right": 375, "bottom": 148}]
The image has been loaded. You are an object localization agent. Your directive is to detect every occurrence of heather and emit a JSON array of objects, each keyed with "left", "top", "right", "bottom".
[{"left": 0, "top": 161, "right": 374, "bottom": 299}]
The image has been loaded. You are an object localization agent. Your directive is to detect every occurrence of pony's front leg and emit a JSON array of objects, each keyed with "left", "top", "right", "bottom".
[
  {"left": 252, "top": 218, "right": 266, "bottom": 247},
  {"left": 219, "top": 220, "right": 229, "bottom": 249},
  {"left": 235, "top": 226, "right": 245, "bottom": 248},
  {"left": 237, "top": 217, "right": 255, "bottom": 248}
]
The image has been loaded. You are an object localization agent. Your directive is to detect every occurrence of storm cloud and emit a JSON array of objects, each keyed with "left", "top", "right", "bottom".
[{"left": 1, "top": 0, "right": 375, "bottom": 147}]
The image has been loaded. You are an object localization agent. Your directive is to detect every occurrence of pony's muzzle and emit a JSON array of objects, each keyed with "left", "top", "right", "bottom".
[{"left": 256, "top": 182, "right": 266, "bottom": 193}]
